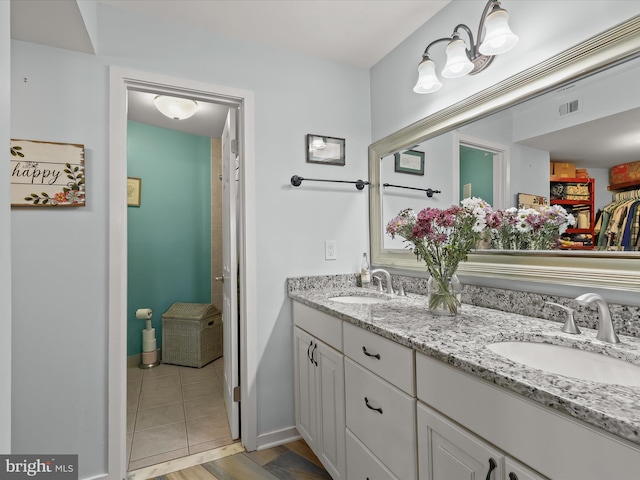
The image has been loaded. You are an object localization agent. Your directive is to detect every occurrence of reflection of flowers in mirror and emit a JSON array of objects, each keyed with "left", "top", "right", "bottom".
[{"left": 486, "top": 205, "right": 575, "bottom": 250}]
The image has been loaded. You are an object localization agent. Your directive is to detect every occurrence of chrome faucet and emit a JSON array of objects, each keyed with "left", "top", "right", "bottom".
[
  {"left": 575, "top": 293, "right": 620, "bottom": 344},
  {"left": 371, "top": 269, "right": 394, "bottom": 295}
]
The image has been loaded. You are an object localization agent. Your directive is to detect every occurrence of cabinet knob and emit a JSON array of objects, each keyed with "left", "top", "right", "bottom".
[
  {"left": 311, "top": 343, "right": 318, "bottom": 366},
  {"left": 362, "top": 346, "right": 381, "bottom": 360},
  {"left": 364, "top": 397, "right": 383, "bottom": 414}
]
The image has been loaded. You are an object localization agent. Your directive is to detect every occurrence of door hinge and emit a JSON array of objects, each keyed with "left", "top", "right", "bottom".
[
  {"left": 233, "top": 385, "right": 241, "bottom": 402},
  {"left": 231, "top": 139, "right": 238, "bottom": 155}
]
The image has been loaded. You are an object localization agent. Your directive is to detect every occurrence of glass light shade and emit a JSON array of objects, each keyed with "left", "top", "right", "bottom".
[
  {"left": 441, "top": 38, "right": 474, "bottom": 78},
  {"left": 478, "top": 8, "right": 519, "bottom": 56},
  {"left": 153, "top": 95, "right": 199, "bottom": 120},
  {"left": 413, "top": 59, "right": 442, "bottom": 94},
  {"left": 310, "top": 136, "right": 326, "bottom": 151}
]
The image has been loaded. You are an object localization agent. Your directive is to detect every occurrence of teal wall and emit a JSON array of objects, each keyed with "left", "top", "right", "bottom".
[
  {"left": 460, "top": 145, "right": 494, "bottom": 206},
  {"left": 127, "top": 121, "right": 212, "bottom": 357}
]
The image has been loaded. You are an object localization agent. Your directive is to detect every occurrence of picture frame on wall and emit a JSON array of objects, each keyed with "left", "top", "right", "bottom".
[
  {"left": 10, "top": 139, "right": 86, "bottom": 207},
  {"left": 127, "top": 177, "right": 142, "bottom": 207},
  {"left": 394, "top": 150, "right": 425, "bottom": 175},
  {"left": 306, "top": 134, "right": 345, "bottom": 166}
]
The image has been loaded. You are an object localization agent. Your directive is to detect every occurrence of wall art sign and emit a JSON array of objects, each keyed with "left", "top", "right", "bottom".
[
  {"left": 10, "top": 139, "right": 85, "bottom": 207},
  {"left": 306, "top": 134, "right": 346, "bottom": 166}
]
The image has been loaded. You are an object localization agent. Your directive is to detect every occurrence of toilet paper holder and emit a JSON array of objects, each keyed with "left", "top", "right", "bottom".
[{"left": 137, "top": 308, "right": 160, "bottom": 369}]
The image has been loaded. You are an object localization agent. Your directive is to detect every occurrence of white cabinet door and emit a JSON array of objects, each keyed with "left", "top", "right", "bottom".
[
  {"left": 315, "top": 338, "right": 346, "bottom": 480},
  {"left": 505, "top": 458, "right": 548, "bottom": 480},
  {"left": 294, "top": 326, "right": 346, "bottom": 480},
  {"left": 294, "top": 327, "right": 317, "bottom": 449},
  {"left": 418, "top": 403, "right": 504, "bottom": 480}
]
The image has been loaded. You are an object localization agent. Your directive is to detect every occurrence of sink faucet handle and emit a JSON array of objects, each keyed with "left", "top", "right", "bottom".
[
  {"left": 396, "top": 283, "right": 406, "bottom": 296},
  {"left": 545, "top": 301, "right": 581, "bottom": 335}
]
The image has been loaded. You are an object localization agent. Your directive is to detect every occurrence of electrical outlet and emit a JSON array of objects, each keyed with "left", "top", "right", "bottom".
[{"left": 325, "top": 240, "right": 337, "bottom": 260}]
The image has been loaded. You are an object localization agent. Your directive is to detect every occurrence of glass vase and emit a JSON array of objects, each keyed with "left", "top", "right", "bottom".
[{"left": 427, "top": 272, "right": 462, "bottom": 316}]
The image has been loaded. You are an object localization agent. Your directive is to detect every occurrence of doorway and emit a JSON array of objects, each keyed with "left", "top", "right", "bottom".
[
  {"left": 108, "top": 67, "right": 257, "bottom": 480},
  {"left": 125, "top": 103, "right": 234, "bottom": 469},
  {"left": 455, "top": 134, "right": 510, "bottom": 210}
]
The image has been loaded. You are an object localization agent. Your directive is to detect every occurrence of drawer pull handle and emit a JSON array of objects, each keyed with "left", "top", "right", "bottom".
[
  {"left": 364, "top": 397, "right": 383, "bottom": 414},
  {"left": 362, "top": 346, "right": 381, "bottom": 360},
  {"left": 485, "top": 458, "right": 497, "bottom": 480},
  {"left": 311, "top": 343, "right": 318, "bottom": 366},
  {"left": 508, "top": 474, "right": 518, "bottom": 480},
  {"left": 307, "top": 340, "right": 313, "bottom": 363}
]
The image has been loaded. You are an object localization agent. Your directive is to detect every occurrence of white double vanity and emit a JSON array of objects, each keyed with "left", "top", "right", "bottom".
[{"left": 289, "top": 276, "right": 640, "bottom": 480}]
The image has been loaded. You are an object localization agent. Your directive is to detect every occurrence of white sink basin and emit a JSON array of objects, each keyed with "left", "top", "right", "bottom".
[
  {"left": 328, "top": 296, "right": 388, "bottom": 305},
  {"left": 487, "top": 341, "right": 640, "bottom": 386}
]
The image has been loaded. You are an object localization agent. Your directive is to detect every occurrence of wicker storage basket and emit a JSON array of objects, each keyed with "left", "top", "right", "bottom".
[{"left": 162, "top": 303, "right": 222, "bottom": 368}]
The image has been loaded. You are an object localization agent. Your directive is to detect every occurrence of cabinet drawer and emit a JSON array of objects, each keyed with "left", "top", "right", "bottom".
[
  {"left": 346, "top": 428, "right": 399, "bottom": 480},
  {"left": 343, "top": 322, "right": 415, "bottom": 395},
  {"left": 293, "top": 301, "right": 342, "bottom": 351},
  {"left": 345, "top": 358, "right": 417, "bottom": 480}
]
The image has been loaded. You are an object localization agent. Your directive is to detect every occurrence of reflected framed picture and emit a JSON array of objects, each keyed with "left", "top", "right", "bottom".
[
  {"left": 306, "top": 134, "right": 345, "bottom": 166},
  {"left": 127, "top": 177, "right": 141, "bottom": 207},
  {"left": 394, "top": 150, "right": 424, "bottom": 175}
]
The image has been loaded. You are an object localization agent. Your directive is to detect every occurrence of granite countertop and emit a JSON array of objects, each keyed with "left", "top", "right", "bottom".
[{"left": 288, "top": 286, "right": 640, "bottom": 448}]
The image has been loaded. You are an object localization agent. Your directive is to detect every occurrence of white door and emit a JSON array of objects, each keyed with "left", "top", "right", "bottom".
[{"left": 222, "top": 107, "right": 240, "bottom": 439}]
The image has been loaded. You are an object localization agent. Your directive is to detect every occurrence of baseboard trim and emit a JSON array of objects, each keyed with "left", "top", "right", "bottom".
[
  {"left": 255, "top": 426, "right": 301, "bottom": 451},
  {"left": 127, "top": 354, "right": 141, "bottom": 369},
  {"left": 82, "top": 474, "right": 108, "bottom": 480}
]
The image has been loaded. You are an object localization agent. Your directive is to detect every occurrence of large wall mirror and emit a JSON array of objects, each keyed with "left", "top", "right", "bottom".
[{"left": 369, "top": 16, "right": 640, "bottom": 296}]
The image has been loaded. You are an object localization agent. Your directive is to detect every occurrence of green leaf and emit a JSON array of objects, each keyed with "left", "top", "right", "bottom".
[
  {"left": 17, "top": 152, "right": 24, "bottom": 157},
  {"left": 67, "top": 175, "right": 74, "bottom": 180},
  {"left": 43, "top": 199, "right": 48, "bottom": 204},
  {"left": 64, "top": 169, "right": 71, "bottom": 174},
  {"left": 24, "top": 197, "right": 31, "bottom": 201},
  {"left": 42, "top": 192, "right": 49, "bottom": 197},
  {"left": 66, "top": 163, "right": 71, "bottom": 168},
  {"left": 31, "top": 193, "right": 38, "bottom": 198},
  {"left": 34, "top": 199, "right": 40, "bottom": 204},
  {"left": 74, "top": 166, "right": 78, "bottom": 172}
]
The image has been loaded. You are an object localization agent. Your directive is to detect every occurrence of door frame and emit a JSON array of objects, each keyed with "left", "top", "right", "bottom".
[
  {"left": 108, "top": 67, "right": 257, "bottom": 479},
  {"left": 454, "top": 133, "right": 510, "bottom": 210}
]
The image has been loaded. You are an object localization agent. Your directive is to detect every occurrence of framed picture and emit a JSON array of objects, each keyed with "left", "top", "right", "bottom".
[
  {"left": 306, "top": 134, "right": 345, "bottom": 166},
  {"left": 127, "top": 177, "right": 142, "bottom": 207},
  {"left": 517, "top": 193, "right": 547, "bottom": 209},
  {"left": 10, "top": 139, "right": 85, "bottom": 207},
  {"left": 394, "top": 150, "right": 424, "bottom": 175}
]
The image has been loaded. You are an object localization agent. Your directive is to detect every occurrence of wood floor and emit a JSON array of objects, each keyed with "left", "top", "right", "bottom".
[{"left": 146, "top": 440, "right": 332, "bottom": 480}]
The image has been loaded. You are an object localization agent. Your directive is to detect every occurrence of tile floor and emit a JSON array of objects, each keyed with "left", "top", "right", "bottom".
[{"left": 127, "top": 357, "right": 237, "bottom": 471}]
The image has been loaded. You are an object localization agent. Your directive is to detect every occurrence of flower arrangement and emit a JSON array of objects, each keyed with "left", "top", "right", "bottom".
[
  {"left": 386, "top": 197, "right": 490, "bottom": 315},
  {"left": 485, "top": 204, "right": 575, "bottom": 250}
]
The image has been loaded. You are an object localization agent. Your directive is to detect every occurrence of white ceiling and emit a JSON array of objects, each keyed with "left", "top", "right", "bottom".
[{"left": 10, "top": 0, "right": 450, "bottom": 138}]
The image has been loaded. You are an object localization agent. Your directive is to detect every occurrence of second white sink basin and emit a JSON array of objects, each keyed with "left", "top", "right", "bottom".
[
  {"left": 329, "top": 296, "right": 388, "bottom": 305},
  {"left": 487, "top": 341, "right": 640, "bottom": 386}
]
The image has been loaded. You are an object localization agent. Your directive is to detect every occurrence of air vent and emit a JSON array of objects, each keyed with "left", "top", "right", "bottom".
[{"left": 559, "top": 99, "right": 581, "bottom": 117}]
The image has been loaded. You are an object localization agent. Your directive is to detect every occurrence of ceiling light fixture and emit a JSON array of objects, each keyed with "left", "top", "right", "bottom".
[
  {"left": 153, "top": 95, "right": 199, "bottom": 120},
  {"left": 413, "top": 0, "right": 518, "bottom": 94}
]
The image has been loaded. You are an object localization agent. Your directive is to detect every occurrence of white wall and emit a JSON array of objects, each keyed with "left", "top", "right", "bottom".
[
  {"left": 10, "top": 4, "right": 370, "bottom": 476},
  {"left": 1, "top": 0, "right": 12, "bottom": 455},
  {"left": 371, "top": 1, "right": 640, "bottom": 141}
]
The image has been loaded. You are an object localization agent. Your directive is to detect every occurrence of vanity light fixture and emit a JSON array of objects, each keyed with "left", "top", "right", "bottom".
[
  {"left": 309, "top": 136, "right": 327, "bottom": 151},
  {"left": 153, "top": 95, "right": 199, "bottom": 120},
  {"left": 413, "top": 0, "right": 518, "bottom": 94}
]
